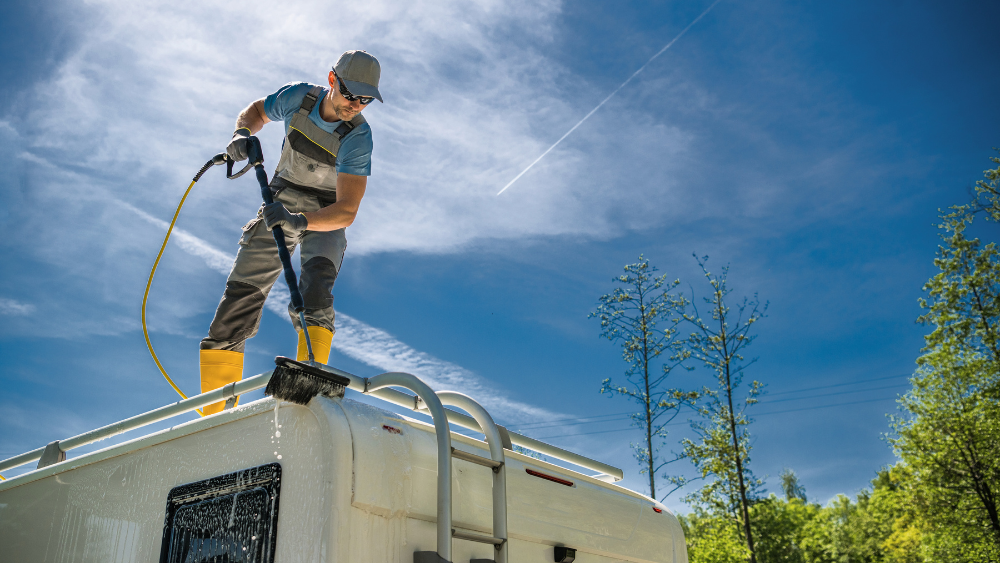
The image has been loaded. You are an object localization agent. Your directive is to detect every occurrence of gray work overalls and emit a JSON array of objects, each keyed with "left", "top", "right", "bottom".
[{"left": 201, "top": 86, "right": 366, "bottom": 353}]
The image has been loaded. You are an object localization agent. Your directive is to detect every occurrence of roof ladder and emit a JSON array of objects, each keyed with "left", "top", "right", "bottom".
[
  {"left": 365, "top": 374, "right": 508, "bottom": 563},
  {"left": 438, "top": 391, "right": 508, "bottom": 563},
  {"left": 365, "top": 373, "right": 456, "bottom": 563}
]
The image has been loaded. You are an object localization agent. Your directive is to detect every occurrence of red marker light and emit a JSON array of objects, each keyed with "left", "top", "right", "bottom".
[
  {"left": 526, "top": 468, "right": 575, "bottom": 487},
  {"left": 653, "top": 507, "right": 663, "bottom": 513}
]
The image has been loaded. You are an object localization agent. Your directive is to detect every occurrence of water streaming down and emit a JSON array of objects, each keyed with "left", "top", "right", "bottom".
[
  {"left": 162, "top": 463, "right": 282, "bottom": 563},
  {"left": 273, "top": 401, "right": 283, "bottom": 460},
  {"left": 168, "top": 488, "right": 269, "bottom": 562},
  {"left": 341, "top": 399, "right": 415, "bottom": 562}
]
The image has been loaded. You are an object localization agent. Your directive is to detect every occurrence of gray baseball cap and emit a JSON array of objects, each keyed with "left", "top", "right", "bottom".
[{"left": 334, "top": 50, "right": 383, "bottom": 103}]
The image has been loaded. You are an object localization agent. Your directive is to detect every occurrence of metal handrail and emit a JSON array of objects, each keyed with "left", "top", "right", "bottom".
[
  {"left": 437, "top": 391, "right": 508, "bottom": 563},
  {"left": 0, "top": 372, "right": 273, "bottom": 475},
  {"left": 366, "top": 372, "right": 454, "bottom": 563},
  {"left": 318, "top": 363, "right": 625, "bottom": 481},
  {"left": 1, "top": 363, "right": 625, "bottom": 485}
]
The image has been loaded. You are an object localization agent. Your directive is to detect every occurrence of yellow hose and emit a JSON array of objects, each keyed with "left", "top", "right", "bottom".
[
  {"left": 142, "top": 176, "right": 208, "bottom": 417},
  {"left": 1, "top": 161, "right": 220, "bottom": 483}
]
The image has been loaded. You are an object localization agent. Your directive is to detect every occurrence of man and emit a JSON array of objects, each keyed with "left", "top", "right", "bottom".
[{"left": 200, "top": 50, "right": 382, "bottom": 415}]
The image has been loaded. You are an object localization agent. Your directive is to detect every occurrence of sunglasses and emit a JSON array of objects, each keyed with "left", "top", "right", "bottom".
[{"left": 337, "top": 77, "right": 375, "bottom": 105}]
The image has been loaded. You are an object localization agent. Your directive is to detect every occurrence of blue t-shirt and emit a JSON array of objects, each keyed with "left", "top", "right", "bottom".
[{"left": 263, "top": 82, "right": 373, "bottom": 177}]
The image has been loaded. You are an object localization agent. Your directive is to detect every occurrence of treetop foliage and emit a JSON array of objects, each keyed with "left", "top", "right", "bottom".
[
  {"left": 780, "top": 468, "right": 807, "bottom": 503},
  {"left": 888, "top": 154, "right": 1000, "bottom": 559}
]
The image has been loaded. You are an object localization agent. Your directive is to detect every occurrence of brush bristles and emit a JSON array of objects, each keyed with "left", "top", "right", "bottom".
[{"left": 265, "top": 357, "right": 350, "bottom": 405}]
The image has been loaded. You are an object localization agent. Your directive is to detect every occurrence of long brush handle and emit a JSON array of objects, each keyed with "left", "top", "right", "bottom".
[
  {"left": 247, "top": 138, "right": 315, "bottom": 362},
  {"left": 254, "top": 165, "right": 306, "bottom": 313}
]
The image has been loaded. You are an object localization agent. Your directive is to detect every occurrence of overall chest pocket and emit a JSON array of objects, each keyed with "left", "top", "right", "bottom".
[
  {"left": 285, "top": 149, "right": 335, "bottom": 187},
  {"left": 284, "top": 126, "right": 339, "bottom": 188}
]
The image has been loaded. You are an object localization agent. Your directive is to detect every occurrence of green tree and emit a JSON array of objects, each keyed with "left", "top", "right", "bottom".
[
  {"left": 780, "top": 468, "right": 808, "bottom": 503},
  {"left": 680, "top": 257, "right": 766, "bottom": 563},
  {"left": 965, "top": 151, "right": 1000, "bottom": 221},
  {"left": 591, "top": 256, "right": 696, "bottom": 499},
  {"left": 868, "top": 466, "right": 923, "bottom": 563},
  {"left": 795, "top": 465, "right": 924, "bottom": 563},
  {"left": 890, "top": 155, "right": 1000, "bottom": 560},
  {"left": 682, "top": 508, "right": 751, "bottom": 563},
  {"left": 683, "top": 493, "right": 829, "bottom": 563},
  {"left": 751, "top": 495, "right": 823, "bottom": 563}
]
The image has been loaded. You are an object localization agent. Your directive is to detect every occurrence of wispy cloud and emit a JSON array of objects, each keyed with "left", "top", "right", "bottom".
[
  {"left": 4, "top": 0, "right": 723, "bottom": 260},
  {"left": 331, "top": 316, "right": 556, "bottom": 421},
  {"left": 0, "top": 298, "right": 35, "bottom": 316},
  {"left": 3, "top": 0, "right": 903, "bottom": 272},
  {"left": 0, "top": 0, "right": 908, "bottom": 368},
  {"left": 122, "top": 202, "right": 236, "bottom": 274}
]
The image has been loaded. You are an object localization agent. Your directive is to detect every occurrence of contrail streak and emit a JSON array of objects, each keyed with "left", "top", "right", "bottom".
[{"left": 496, "top": 0, "right": 722, "bottom": 196}]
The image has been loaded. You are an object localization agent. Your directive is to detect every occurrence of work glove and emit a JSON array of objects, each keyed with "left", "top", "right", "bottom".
[
  {"left": 226, "top": 127, "right": 252, "bottom": 162},
  {"left": 263, "top": 202, "right": 308, "bottom": 232}
]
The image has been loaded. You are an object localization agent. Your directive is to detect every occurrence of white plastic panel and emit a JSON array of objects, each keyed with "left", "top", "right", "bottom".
[
  {"left": 505, "top": 455, "right": 641, "bottom": 541},
  {"left": 0, "top": 399, "right": 344, "bottom": 563},
  {"left": 340, "top": 399, "right": 417, "bottom": 519},
  {"left": 341, "top": 399, "right": 681, "bottom": 562}
]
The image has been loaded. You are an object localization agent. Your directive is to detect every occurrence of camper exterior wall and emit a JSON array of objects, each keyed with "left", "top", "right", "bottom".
[
  {"left": 342, "top": 399, "right": 687, "bottom": 562},
  {"left": 0, "top": 395, "right": 686, "bottom": 563},
  {"left": 0, "top": 398, "right": 348, "bottom": 562}
]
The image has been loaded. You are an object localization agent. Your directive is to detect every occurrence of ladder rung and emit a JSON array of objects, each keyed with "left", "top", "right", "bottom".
[
  {"left": 451, "top": 447, "right": 503, "bottom": 470},
  {"left": 453, "top": 529, "right": 505, "bottom": 546}
]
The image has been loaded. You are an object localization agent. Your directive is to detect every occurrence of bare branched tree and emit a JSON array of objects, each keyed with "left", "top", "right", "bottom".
[
  {"left": 591, "top": 256, "right": 697, "bottom": 500},
  {"left": 681, "top": 256, "right": 767, "bottom": 563}
]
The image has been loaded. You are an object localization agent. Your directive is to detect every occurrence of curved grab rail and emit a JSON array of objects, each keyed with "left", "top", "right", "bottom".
[
  {"left": 366, "top": 372, "right": 454, "bottom": 563},
  {"left": 319, "top": 362, "right": 624, "bottom": 481}
]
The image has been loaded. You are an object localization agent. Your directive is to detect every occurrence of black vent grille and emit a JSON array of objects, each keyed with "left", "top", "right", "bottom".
[{"left": 160, "top": 463, "right": 281, "bottom": 563}]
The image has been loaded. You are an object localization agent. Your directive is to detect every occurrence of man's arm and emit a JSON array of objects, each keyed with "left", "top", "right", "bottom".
[
  {"left": 227, "top": 99, "right": 271, "bottom": 162},
  {"left": 301, "top": 173, "right": 368, "bottom": 231},
  {"left": 236, "top": 99, "right": 270, "bottom": 134}
]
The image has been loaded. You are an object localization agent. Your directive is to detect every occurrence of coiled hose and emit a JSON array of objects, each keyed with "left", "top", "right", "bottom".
[{"left": 142, "top": 155, "right": 226, "bottom": 416}]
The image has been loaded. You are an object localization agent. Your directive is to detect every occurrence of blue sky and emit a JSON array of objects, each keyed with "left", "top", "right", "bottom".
[{"left": 1, "top": 0, "right": 998, "bottom": 513}]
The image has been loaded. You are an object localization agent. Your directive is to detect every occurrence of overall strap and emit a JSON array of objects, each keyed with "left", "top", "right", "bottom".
[
  {"left": 273, "top": 88, "right": 368, "bottom": 193},
  {"left": 333, "top": 114, "right": 366, "bottom": 139},
  {"left": 297, "top": 86, "right": 325, "bottom": 116}
]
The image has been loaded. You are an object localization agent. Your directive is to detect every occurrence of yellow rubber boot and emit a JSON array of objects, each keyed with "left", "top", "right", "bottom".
[
  {"left": 296, "top": 326, "right": 333, "bottom": 364},
  {"left": 200, "top": 349, "right": 244, "bottom": 415}
]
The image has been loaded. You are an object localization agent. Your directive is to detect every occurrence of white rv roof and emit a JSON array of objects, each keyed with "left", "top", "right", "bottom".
[{"left": 0, "top": 394, "right": 687, "bottom": 563}]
